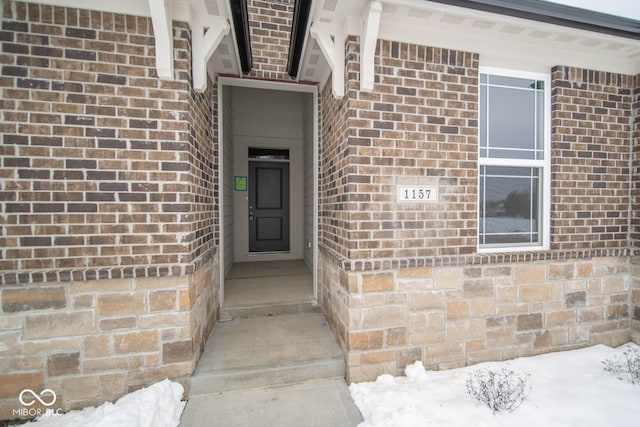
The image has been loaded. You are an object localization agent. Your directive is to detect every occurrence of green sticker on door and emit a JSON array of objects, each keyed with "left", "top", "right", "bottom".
[{"left": 234, "top": 176, "right": 248, "bottom": 191}]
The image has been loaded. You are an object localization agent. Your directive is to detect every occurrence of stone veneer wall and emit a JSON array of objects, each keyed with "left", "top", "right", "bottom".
[
  {"left": 319, "top": 37, "right": 635, "bottom": 381},
  {"left": 0, "top": 2, "right": 218, "bottom": 419}
]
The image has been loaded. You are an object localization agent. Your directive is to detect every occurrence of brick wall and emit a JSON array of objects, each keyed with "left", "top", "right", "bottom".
[
  {"left": 551, "top": 67, "right": 633, "bottom": 251},
  {"left": 247, "top": 0, "right": 294, "bottom": 81},
  {"left": 0, "top": 1, "right": 218, "bottom": 283},
  {"left": 632, "top": 74, "right": 640, "bottom": 343},
  {"left": 318, "top": 36, "right": 636, "bottom": 382},
  {"left": 0, "top": 2, "right": 219, "bottom": 419}
]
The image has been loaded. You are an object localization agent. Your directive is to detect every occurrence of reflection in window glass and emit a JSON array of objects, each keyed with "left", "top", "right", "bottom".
[{"left": 479, "top": 167, "right": 540, "bottom": 245}]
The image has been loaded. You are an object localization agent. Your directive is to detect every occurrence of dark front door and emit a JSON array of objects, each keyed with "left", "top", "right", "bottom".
[{"left": 249, "top": 161, "right": 290, "bottom": 252}]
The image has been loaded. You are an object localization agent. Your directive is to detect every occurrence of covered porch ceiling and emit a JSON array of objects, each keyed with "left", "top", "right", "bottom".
[{"left": 295, "top": 0, "right": 640, "bottom": 97}]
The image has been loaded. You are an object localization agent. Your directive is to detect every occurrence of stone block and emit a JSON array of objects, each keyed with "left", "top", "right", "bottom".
[
  {"left": 514, "top": 264, "right": 546, "bottom": 284},
  {"left": 84, "top": 335, "right": 110, "bottom": 358},
  {"left": 47, "top": 352, "right": 80, "bottom": 376},
  {"left": 100, "top": 317, "right": 137, "bottom": 331},
  {"left": 0, "top": 372, "right": 43, "bottom": 399},
  {"left": 69, "top": 278, "right": 130, "bottom": 294},
  {"left": 463, "top": 279, "right": 494, "bottom": 298},
  {"left": 361, "top": 273, "right": 395, "bottom": 293},
  {"left": 607, "top": 304, "right": 628, "bottom": 320},
  {"left": 566, "top": 290, "right": 586, "bottom": 308},
  {"left": 446, "top": 319, "right": 484, "bottom": 341},
  {"left": 162, "top": 340, "right": 193, "bottom": 363},
  {"left": 408, "top": 291, "right": 444, "bottom": 310},
  {"left": 24, "top": 311, "right": 95, "bottom": 339},
  {"left": 516, "top": 313, "right": 542, "bottom": 331},
  {"left": 521, "top": 284, "right": 551, "bottom": 302},
  {"left": 549, "top": 263, "right": 573, "bottom": 280},
  {"left": 97, "top": 292, "right": 145, "bottom": 316},
  {"left": 63, "top": 376, "right": 99, "bottom": 401},
  {"left": 578, "top": 307, "right": 604, "bottom": 323},
  {"left": 396, "top": 346, "right": 422, "bottom": 370},
  {"left": 424, "top": 342, "right": 464, "bottom": 365},
  {"left": 149, "top": 290, "right": 177, "bottom": 311},
  {"left": 1, "top": 287, "right": 66, "bottom": 312},
  {"left": 546, "top": 309, "right": 576, "bottom": 327},
  {"left": 446, "top": 301, "right": 468, "bottom": 320},
  {"left": 386, "top": 327, "right": 407, "bottom": 346},
  {"left": 113, "top": 330, "right": 158, "bottom": 354},
  {"left": 358, "top": 306, "right": 406, "bottom": 329},
  {"left": 469, "top": 299, "right": 495, "bottom": 317},
  {"left": 99, "top": 373, "right": 127, "bottom": 396},
  {"left": 348, "top": 330, "right": 383, "bottom": 350},
  {"left": 433, "top": 267, "right": 463, "bottom": 289}
]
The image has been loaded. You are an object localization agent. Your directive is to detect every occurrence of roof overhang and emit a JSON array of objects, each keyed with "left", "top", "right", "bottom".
[
  {"left": 296, "top": 0, "right": 640, "bottom": 94},
  {"left": 21, "top": 0, "right": 246, "bottom": 91}
]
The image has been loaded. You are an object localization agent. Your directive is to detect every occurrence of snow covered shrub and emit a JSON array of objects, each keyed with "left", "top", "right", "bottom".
[
  {"left": 602, "top": 347, "right": 640, "bottom": 385},
  {"left": 465, "top": 367, "right": 531, "bottom": 413}
]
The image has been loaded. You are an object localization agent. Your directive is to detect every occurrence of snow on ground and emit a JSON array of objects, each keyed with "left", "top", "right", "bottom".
[
  {"left": 350, "top": 343, "right": 640, "bottom": 427},
  {"left": 29, "top": 379, "right": 185, "bottom": 427}
]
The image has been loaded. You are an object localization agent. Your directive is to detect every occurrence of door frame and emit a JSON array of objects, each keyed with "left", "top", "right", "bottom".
[{"left": 217, "top": 77, "right": 319, "bottom": 306}]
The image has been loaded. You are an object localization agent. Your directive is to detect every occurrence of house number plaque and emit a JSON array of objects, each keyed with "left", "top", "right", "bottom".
[{"left": 397, "top": 185, "right": 438, "bottom": 202}]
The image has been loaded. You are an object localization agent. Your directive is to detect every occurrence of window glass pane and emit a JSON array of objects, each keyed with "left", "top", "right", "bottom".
[
  {"left": 480, "top": 74, "right": 544, "bottom": 160},
  {"left": 479, "top": 166, "right": 540, "bottom": 246},
  {"left": 487, "top": 86, "right": 536, "bottom": 158}
]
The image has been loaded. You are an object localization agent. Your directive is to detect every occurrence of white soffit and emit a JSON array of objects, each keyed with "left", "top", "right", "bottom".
[
  {"left": 20, "top": 0, "right": 240, "bottom": 80},
  {"left": 300, "top": 0, "right": 640, "bottom": 85}
]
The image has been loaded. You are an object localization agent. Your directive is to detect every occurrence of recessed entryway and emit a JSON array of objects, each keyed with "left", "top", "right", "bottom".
[
  {"left": 222, "top": 260, "right": 313, "bottom": 318},
  {"left": 218, "top": 77, "right": 318, "bottom": 307}
]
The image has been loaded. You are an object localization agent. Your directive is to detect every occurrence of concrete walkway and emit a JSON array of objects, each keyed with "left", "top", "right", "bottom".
[
  {"left": 179, "top": 379, "right": 362, "bottom": 427},
  {"left": 179, "top": 261, "right": 363, "bottom": 426}
]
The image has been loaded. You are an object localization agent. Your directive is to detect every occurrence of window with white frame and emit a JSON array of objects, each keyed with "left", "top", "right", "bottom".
[{"left": 478, "top": 68, "right": 550, "bottom": 251}]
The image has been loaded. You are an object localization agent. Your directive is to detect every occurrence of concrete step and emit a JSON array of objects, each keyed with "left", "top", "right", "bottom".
[
  {"left": 220, "top": 301, "right": 319, "bottom": 319},
  {"left": 190, "top": 313, "right": 345, "bottom": 395}
]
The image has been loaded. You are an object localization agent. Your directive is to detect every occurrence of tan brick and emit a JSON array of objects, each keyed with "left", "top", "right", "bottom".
[
  {"left": 433, "top": 267, "right": 463, "bottom": 289},
  {"left": 361, "top": 273, "right": 395, "bottom": 293},
  {"left": 113, "top": 330, "right": 158, "bottom": 353},
  {"left": 100, "top": 316, "right": 137, "bottom": 331},
  {"left": 24, "top": 311, "right": 95, "bottom": 339},
  {"left": 547, "top": 309, "right": 576, "bottom": 327},
  {"left": 348, "top": 331, "right": 383, "bottom": 350},
  {"left": 69, "top": 278, "right": 130, "bottom": 294},
  {"left": 149, "top": 290, "right": 177, "bottom": 311},
  {"left": 576, "top": 262, "right": 593, "bottom": 278},
  {"left": 162, "top": 340, "right": 193, "bottom": 363},
  {"left": 468, "top": 348, "right": 501, "bottom": 364},
  {"left": 358, "top": 306, "right": 406, "bottom": 329},
  {"left": 522, "top": 284, "right": 551, "bottom": 302},
  {"left": 138, "top": 312, "right": 190, "bottom": 328},
  {"left": 463, "top": 279, "right": 494, "bottom": 298},
  {"left": 64, "top": 376, "right": 99, "bottom": 401},
  {"left": 424, "top": 342, "right": 464, "bottom": 365},
  {"left": 98, "top": 292, "right": 145, "bottom": 316},
  {"left": 99, "top": 373, "right": 127, "bottom": 396},
  {"left": 0, "top": 372, "right": 43, "bottom": 398},
  {"left": 549, "top": 263, "right": 573, "bottom": 280},
  {"left": 386, "top": 327, "right": 407, "bottom": 346},
  {"left": 2, "top": 287, "right": 67, "bottom": 312},
  {"left": 469, "top": 299, "right": 494, "bottom": 317},
  {"left": 409, "top": 291, "right": 444, "bottom": 310},
  {"left": 517, "top": 313, "right": 543, "bottom": 331},
  {"left": 360, "top": 349, "right": 395, "bottom": 364},
  {"left": 496, "top": 285, "right": 518, "bottom": 303},
  {"left": 398, "top": 267, "right": 432, "bottom": 279},
  {"left": 514, "top": 264, "right": 546, "bottom": 284},
  {"left": 487, "top": 327, "right": 516, "bottom": 346},
  {"left": 446, "top": 319, "right": 484, "bottom": 341},
  {"left": 446, "top": 301, "right": 468, "bottom": 320},
  {"left": 84, "top": 335, "right": 110, "bottom": 358}
]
